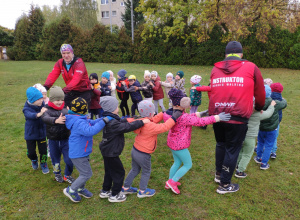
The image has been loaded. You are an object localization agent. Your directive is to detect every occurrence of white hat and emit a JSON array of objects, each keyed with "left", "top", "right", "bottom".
[
  {"left": 144, "top": 70, "right": 151, "bottom": 78},
  {"left": 33, "top": 83, "right": 47, "bottom": 93},
  {"left": 190, "top": 75, "right": 202, "bottom": 84}
]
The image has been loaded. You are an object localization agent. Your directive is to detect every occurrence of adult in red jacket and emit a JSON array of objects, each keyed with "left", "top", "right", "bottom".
[
  {"left": 43, "top": 44, "right": 91, "bottom": 108},
  {"left": 210, "top": 41, "right": 265, "bottom": 194}
]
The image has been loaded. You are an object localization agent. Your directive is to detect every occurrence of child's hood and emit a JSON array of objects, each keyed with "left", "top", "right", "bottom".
[
  {"left": 65, "top": 114, "right": 87, "bottom": 130},
  {"left": 154, "top": 75, "right": 161, "bottom": 82}
]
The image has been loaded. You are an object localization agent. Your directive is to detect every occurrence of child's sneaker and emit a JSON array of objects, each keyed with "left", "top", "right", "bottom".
[
  {"left": 55, "top": 173, "right": 64, "bottom": 183},
  {"left": 31, "top": 160, "right": 39, "bottom": 170},
  {"left": 253, "top": 156, "right": 262, "bottom": 164},
  {"left": 214, "top": 173, "right": 221, "bottom": 183},
  {"left": 216, "top": 183, "right": 239, "bottom": 194},
  {"left": 234, "top": 171, "right": 247, "bottom": 178},
  {"left": 64, "top": 175, "right": 75, "bottom": 183},
  {"left": 260, "top": 163, "right": 270, "bottom": 170},
  {"left": 165, "top": 181, "right": 181, "bottom": 189},
  {"left": 63, "top": 186, "right": 81, "bottom": 203},
  {"left": 78, "top": 188, "right": 93, "bottom": 198},
  {"left": 122, "top": 186, "right": 138, "bottom": 194},
  {"left": 254, "top": 146, "right": 257, "bottom": 152},
  {"left": 270, "top": 152, "right": 277, "bottom": 159},
  {"left": 41, "top": 163, "right": 49, "bottom": 174},
  {"left": 108, "top": 192, "right": 127, "bottom": 203},
  {"left": 137, "top": 188, "right": 156, "bottom": 198},
  {"left": 99, "top": 189, "right": 112, "bottom": 198},
  {"left": 166, "top": 179, "right": 180, "bottom": 194}
]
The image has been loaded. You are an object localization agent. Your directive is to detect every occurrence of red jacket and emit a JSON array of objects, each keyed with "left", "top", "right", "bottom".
[
  {"left": 152, "top": 75, "right": 164, "bottom": 100},
  {"left": 208, "top": 57, "right": 265, "bottom": 124},
  {"left": 90, "top": 88, "right": 101, "bottom": 109},
  {"left": 44, "top": 57, "right": 90, "bottom": 93}
]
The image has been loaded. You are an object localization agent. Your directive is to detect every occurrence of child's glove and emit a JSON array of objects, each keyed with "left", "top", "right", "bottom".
[
  {"left": 199, "top": 110, "right": 209, "bottom": 117},
  {"left": 218, "top": 112, "right": 231, "bottom": 121},
  {"left": 172, "top": 110, "right": 183, "bottom": 121},
  {"left": 103, "top": 116, "right": 114, "bottom": 124}
]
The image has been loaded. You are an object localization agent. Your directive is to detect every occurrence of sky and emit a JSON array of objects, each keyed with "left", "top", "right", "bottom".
[{"left": 0, "top": 0, "right": 61, "bottom": 29}]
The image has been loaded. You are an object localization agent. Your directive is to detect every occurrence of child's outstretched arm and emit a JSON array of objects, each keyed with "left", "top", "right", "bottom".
[
  {"left": 23, "top": 107, "right": 47, "bottom": 120},
  {"left": 184, "top": 112, "right": 230, "bottom": 127},
  {"left": 161, "top": 81, "right": 174, "bottom": 88},
  {"left": 191, "top": 85, "right": 211, "bottom": 92},
  {"left": 123, "top": 84, "right": 136, "bottom": 92},
  {"left": 259, "top": 100, "right": 276, "bottom": 120},
  {"left": 275, "top": 98, "right": 287, "bottom": 111},
  {"left": 76, "top": 117, "right": 113, "bottom": 136},
  {"left": 112, "top": 119, "right": 150, "bottom": 134}
]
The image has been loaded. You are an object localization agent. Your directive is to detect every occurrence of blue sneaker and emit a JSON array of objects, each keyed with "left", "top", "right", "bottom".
[
  {"left": 137, "top": 188, "right": 156, "bottom": 198},
  {"left": 31, "top": 160, "right": 38, "bottom": 170},
  {"left": 63, "top": 186, "right": 81, "bottom": 203},
  {"left": 260, "top": 163, "right": 270, "bottom": 170},
  {"left": 270, "top": 152, "right": 277, "bottom": 159},
  {"left": 253, "top": 156, "right": 262, "bottom": 164},
  {"left": 78, "top": 188, "right": 93, "bottom": 198},
  {"left": 41, "top": 163, "right": 49, "bottom": 174},
  {"left": 122, "top": 186, "right": 138, "bottom": 194}
]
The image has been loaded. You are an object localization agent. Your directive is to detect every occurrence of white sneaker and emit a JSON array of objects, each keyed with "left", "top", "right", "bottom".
[{"left": 108, "top": 192, "right": 126, "bottom": 203}]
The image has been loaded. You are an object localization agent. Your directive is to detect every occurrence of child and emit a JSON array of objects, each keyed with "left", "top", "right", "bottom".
[
  {"left": 33, "top": 83, "right": 49, "bottom": 104},
  {"left": 89, "top": 73, "right": 102, "bottom": 119},
  {"left": 41, "top": 86, "right": 74, "bottom": 183},
  {"left": 160, "top": 72, "right": 174, "bottom": 109},
  {"left": 174, "top": 71, "right": 186, "bottom": 95},
  {"left": 235, "top": 100, "right": 276, "bottom": 178},
  {"left": 116, "top": 69, "right": 130, "bottom": 118},
  {"left": 100, "top": 71, "right": 112, "bottom": 96},
  {"left": 107, "top": 70, "right": 117, "bottom": 98},
  {"left": 189, "top": 75, "right": 202, "bottom": 114},
  {"left": 122, "top": 100, "right": 182, "bottom": 198},
  {"left": 163, "top": 88, "right": 231, "bottom": 194},
  {"left": 254, "top": 85, "right": 287, "bottom": 170},
  {"left": 270, "top": 83, "right": 284, "bottom": 159},
  {"left": 122, "top": 75, "right": 143, "bottom": 117},
  {"left": 98, "top": 96, "right": 149, "bottom": 203},
  {"left": 151, "top": 71, "right": 166, "bottom": 114},
  {"left": 64, "top": 97, "right": 113, "bottom": 203},
  {"left": 23, "top": 87, "right": 49, "bottom": 174},
  {"left": 264, "top": 78, "right": 273, "bottom": 86},
  {"left": 139, "top": 70, "right": 154, "bottom": 102}
]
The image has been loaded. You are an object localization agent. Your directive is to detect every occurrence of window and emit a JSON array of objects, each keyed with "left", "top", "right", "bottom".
[
  {"left": 120, "top": 2, "right": 124, "bottom": 6},
  {"left": 112, "top": 11, "right": 117, "bottom": 16},
  {"left": 101, "top": 0, "right": 108, "bottom": 4},
  {"left": 101, "top": 11, "right": 109, "bottom": 18}
]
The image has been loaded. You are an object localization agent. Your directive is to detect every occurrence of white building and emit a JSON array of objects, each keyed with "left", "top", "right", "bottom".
[{"left": 96, "top": 0, "right": 125, "bottom": 27}]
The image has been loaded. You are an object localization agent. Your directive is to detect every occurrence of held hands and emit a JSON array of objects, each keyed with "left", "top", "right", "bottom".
[
  {"left": 199, "top": 110, "right": 209, "bottom": 117},
  {"left": 191, "top": 87, "right": 196, "bottom": 90},
  {"left": 271, "top": 100, "right": 276, "bottom": 106},
  {"left": 37, "top": 107, "right": 48, "bottom": 117},
  {"left": 108, "top": 86, "right": 112, "bottom": 90},
  {"left": 121, "top": 81, "right": 126, "bottom": 85},
  {"left": 217, "top": 112, "right": 231, "bottom": 122},
  {"left": 142, "top": 119, "right": 150, "bottom": 124},
  {"left": 55, "top": 113, "right": 66, "bottom": 124}
]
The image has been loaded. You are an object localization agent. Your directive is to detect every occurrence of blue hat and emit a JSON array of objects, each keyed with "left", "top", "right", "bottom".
[
  {"left": 26, "top": 87, "right": 43, "bottom": 104},
  {"left": 265, "top": 85, "right": 271, "bottom": 98},
  {"left": 168, "top": 88, "right": 185, "bottom": 106},
  {"left": 101, "top": 71, "right": 110, "bottom": 80},
  {"left": 117, "top": 69, "right": 127, "bottom": 80}
]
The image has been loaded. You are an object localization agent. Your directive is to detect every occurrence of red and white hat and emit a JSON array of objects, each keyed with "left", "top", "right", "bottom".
[{"left": 190, "top": 75, "right": 202, "bottom": 84}]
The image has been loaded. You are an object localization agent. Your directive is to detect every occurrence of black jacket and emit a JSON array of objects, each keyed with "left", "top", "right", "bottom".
[
  {"left": 140, "top": 80, "right": 154, "bottom": 98},
  {"left": 41, "top": 105, "right": 70, "bottom": 140},
  {"left": 99, "top": 112, "right": 144, "bottom": 157}
]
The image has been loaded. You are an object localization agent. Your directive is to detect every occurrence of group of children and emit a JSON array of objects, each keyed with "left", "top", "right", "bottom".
[{"left": 23, "top": 71, "right": 286, "bottom": 202}]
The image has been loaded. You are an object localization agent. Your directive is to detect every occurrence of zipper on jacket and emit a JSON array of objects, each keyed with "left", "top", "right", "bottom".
[{"left": 84, "top": 141, "right": 89, "bottom": 152}]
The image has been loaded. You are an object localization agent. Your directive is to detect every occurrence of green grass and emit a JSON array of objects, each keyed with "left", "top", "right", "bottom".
[{"left": 0, "top": 60, "right": 299, "bottom": 219}]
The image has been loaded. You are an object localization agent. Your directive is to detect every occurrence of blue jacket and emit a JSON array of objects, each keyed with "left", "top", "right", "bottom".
[
  {"left": 23, "top": 101, "right": 46, "bottom": 140},
  {"left": 125, "top": 80, "right": 143, "bottom": 102},
  {"left": 65, "top": 114, "right": 106, "bottom": 159},
  {"left": 271, "top": 92, "right": 283, "bottom": 122}
]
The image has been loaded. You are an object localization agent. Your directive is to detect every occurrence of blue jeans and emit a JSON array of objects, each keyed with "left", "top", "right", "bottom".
[
  {"left": 271, "top": 124, "right": 280, "bottom": 153},
  {"left": 49, "top": 139, "right": 73, "bottom": 176},
  {"left": 256, "top": 130, "right": 277, "bottom": 164}
]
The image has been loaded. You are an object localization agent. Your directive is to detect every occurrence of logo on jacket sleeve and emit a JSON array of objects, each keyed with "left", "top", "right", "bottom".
[{"left": 215, "top": 102, "right": 236, "bottom": 107}]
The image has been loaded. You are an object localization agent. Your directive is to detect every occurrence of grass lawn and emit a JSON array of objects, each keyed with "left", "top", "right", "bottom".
[{"left": 0, "top": 60, "right": 299, "bottom": 219}]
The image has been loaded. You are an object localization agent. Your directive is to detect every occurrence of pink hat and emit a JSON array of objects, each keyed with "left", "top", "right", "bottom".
[
  {"left": 270, "top": 82, "right": 283, "bottom": 93},
  {"left": 190, "top": 75, "right": 202, "bottom": 84}
]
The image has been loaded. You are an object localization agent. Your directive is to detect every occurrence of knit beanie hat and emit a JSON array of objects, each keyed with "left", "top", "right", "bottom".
[
  {"left": 176, "top": 71, "right": 184, "bottom": 79},
  {"left": 265, "top": 85, "right": 271, "bottom": 98},
  {"left": 26, "top": 87, "right": 43, "bottom": 104},
  {"left": 89, "top": 73, "right": 98, "bottom": 83},
  {"left": 107, "top": 70, "right": 114, "bottom": 78},
  {"left": 70, "top": 97, "right": 88, "bottom": 115},
  {"left": 101, "top": 71, "right": 110, "bottom": 80},
  {"left": 49, "top": 86, "right": 65, "bottom": 102},
  {"left": 118, "top": 69, "right": 127, "bottom": 79},
  {"left": 225, "top": 41, "right": 243, "bottom": 54},
  {"left": 264, "top": 78, "right": 273, "bottom": 86},
  {"left": 33, "top": 83, "right": 47, "bottom": 93},
  {"left": 190, "top": 75, "right": 202, "bottom": 84},
  {"left": 60, "top": 44, "right": 73, "bottom": 54},
  {"left": 100, "top": 96, "right": 119, "bottom": 113},
  {"left": 144, "top": 70, "right": 151, "bottom": 78},
  {"left": 168, "top": 88, "right": 185, "bottom": 106},
  {"left": 151, "top": 71, "right": 158, "bottom": 77},
  {"left": 270, "top": 82, "right": 283, "bottom": 93},
  {"left": 180, "top": 97, "right": 191, "bottom": 109},
  {"left": 166, "top": 72, "right": 173, "bottom": 80},
  {"left": 138, "top": 100, "right": 155, "bottom": 118}
]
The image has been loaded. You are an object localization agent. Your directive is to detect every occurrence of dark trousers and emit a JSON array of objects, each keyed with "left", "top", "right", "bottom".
[
  {"left": 102, "top": 156, "right": 125, "bottom": 196},
  {"left": 120, "top": 99, "right": 130, "bottom": 116},
  {"left": 49, "top": 139, "right": 73, "bottom": 176},
  {"left": 213, "top": 123, "right": 248, "bottom": 185},
  {"left": 64, "top": 90, "right": 91, "bottom": 109},
  {"left": 26, "top": 138, "right": 47, "bottom": 163},
  {"left": 131, "top": 100, "right": 141, "bottom": 116},
  {"left": 88, "top": 108, "right": 103, "bottom": 119}
]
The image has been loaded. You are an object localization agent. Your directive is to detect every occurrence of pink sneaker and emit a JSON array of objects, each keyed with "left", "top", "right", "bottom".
[
  {"left": 165, "top": 181, "right": 181, "bottom": 189},
  {"left": 166, "top": 179, "right": 180, "bottom": 194}
]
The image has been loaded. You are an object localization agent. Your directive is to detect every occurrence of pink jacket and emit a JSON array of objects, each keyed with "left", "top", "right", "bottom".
[{"left": 163, "top": 111, "right": 216, "bottom": 150}]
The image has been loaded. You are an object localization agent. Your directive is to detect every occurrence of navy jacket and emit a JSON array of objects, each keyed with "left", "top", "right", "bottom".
[
  {"left": 124, "top": 80, "right": 143, "bottom": 103},
  {"left": 100, "top": 81, "right": 112, "bottom": 96},
  {"left": 23, "top": 101, "right": 46, "bottom": 140},
  {"left": 271, "top": 92, "right": 283, "bottom": 122}
]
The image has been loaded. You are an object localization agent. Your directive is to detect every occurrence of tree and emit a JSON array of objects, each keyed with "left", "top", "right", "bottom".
[
  {"left": 41, "top": 5, "right": 61, "bottom": 25},
  {"left": 137, "top": 0, "right": 300, "bottom": 43},
  {"left": 0, "top": 26, "right": 14, "bottom": 46},
  {"left": 121, "top": 0, "right": 144, "bottom": 36}
]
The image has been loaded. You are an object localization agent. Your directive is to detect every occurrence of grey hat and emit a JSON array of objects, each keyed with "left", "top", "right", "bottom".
[
  {"left": 138, "top": 100, "right": 155, "bottom": 118},
  {"left": 49, "top": 86, "right": 64, "bottom": 102},
  {"left": 100, "top": 96, "right": 119, "bottom": 113}
]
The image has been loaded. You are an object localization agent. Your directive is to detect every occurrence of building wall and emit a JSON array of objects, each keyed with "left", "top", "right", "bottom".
[{"left": 96, "top": 0, "right": 125, "bottom": 27}]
